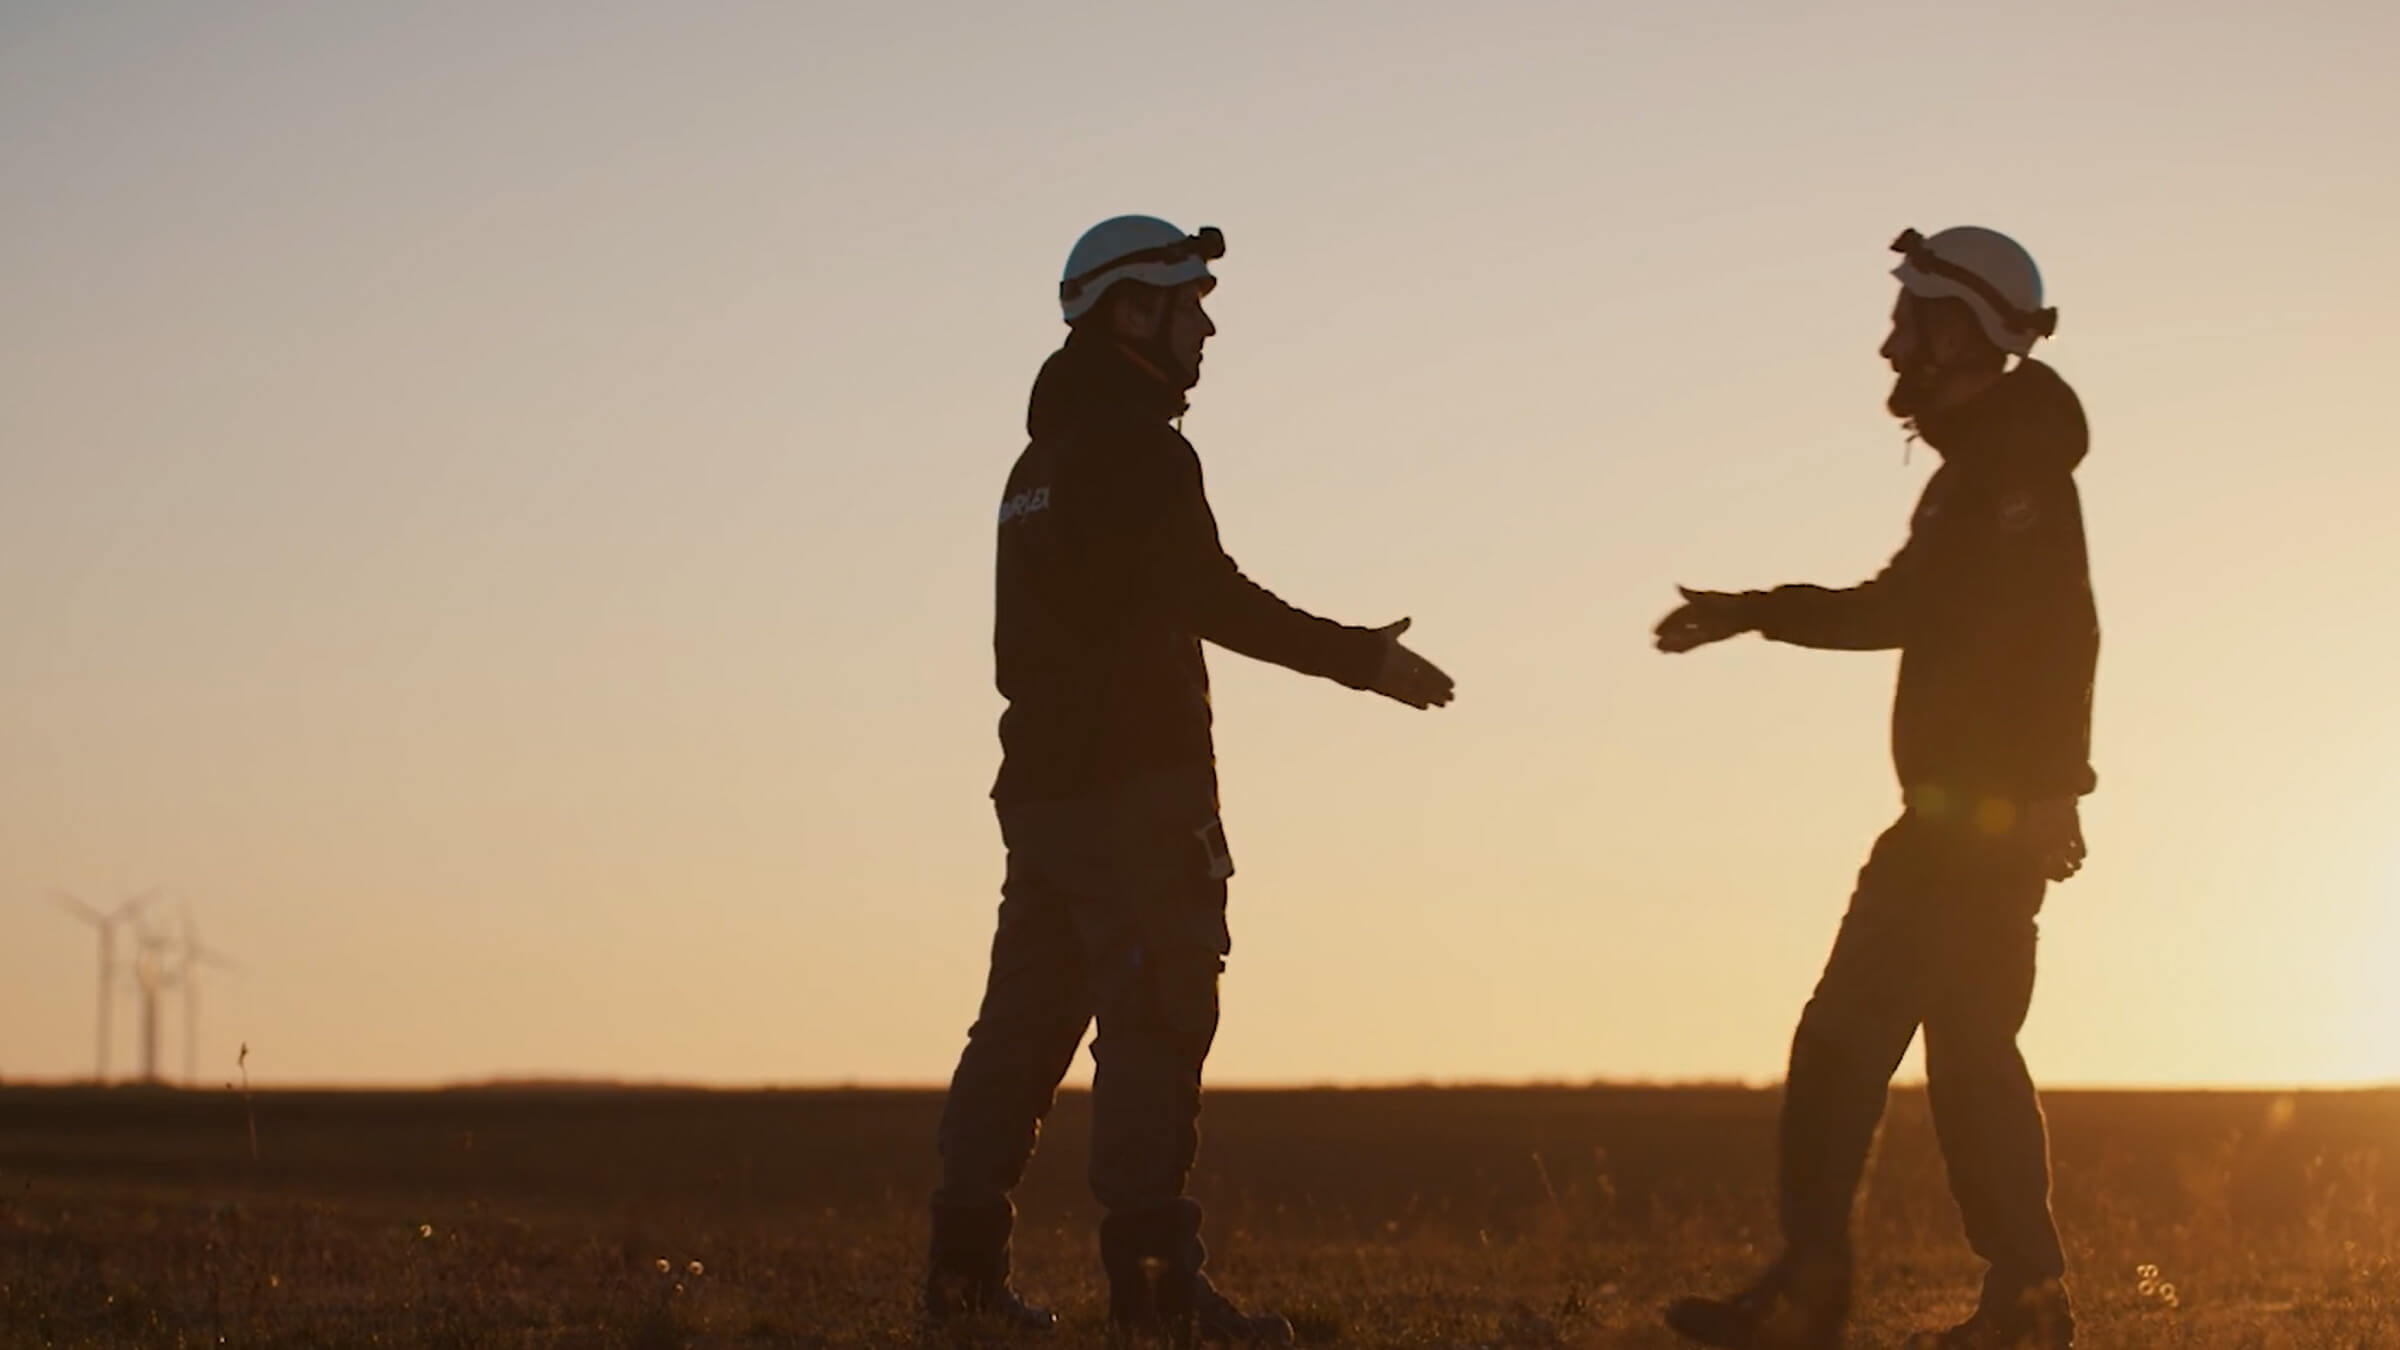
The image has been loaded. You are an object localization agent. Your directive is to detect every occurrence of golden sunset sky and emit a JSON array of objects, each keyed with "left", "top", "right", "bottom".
[{"left": 3, "top": 1, "right": 2394, "bottom": 1087}]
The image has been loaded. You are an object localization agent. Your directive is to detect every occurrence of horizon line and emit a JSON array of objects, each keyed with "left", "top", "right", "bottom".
[{"left": 5, "top": 1075, "right": 2395, "bottom": 1095}]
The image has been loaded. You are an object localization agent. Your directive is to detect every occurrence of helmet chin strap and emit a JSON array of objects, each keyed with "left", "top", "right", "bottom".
[
  {"left": 1112, "top": 296, "right": 1197, "bottom": 392},
  {"left": 1118, "top": 340, "right": 1195, "bottom": 392}
]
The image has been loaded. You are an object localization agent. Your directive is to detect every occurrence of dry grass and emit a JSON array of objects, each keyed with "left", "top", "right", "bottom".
[{"left": 1, "top": 1084, "right": 2394, "bottom": 1347}]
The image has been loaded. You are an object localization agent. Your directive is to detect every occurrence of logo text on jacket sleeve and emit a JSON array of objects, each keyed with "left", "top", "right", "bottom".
[{"left": 998, "top": 486, "right": 1052, "bottom": 527}]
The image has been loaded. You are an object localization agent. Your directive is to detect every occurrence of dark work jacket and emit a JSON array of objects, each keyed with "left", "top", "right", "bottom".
[
  {"left": 991, "top": 334, "right": 1384, "bottom": 807},
  {"left": 1746, "top": 360, "right": 2100, "bottom": 807}
]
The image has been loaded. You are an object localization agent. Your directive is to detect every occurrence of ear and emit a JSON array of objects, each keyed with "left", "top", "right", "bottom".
[
  {"left": 1106, "top": 287, "right": 1166, "bottom": 342},
  {"left": 1928, "top": 300, "right": 2003, "bottom": 367}
]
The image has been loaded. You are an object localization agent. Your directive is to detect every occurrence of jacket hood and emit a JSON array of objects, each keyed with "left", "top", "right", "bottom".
[
  {"left": 1026, "top": 332, "right": 1187, "bottom": 441},
  {"left": 1917, "top": 358, "right": 2088, "bottom": 471}
]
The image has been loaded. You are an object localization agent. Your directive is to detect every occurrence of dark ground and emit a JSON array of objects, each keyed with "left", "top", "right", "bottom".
[{"left": 1, "top": 1084, "right": 2393, "bottom": 1346}]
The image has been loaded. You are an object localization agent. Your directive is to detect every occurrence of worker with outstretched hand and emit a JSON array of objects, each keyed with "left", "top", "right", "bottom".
[
  {"left": 1658, "top": 226, "right": 2099, "bottom": 1350},
  {"left": 925, "top": 214, "right": 1455, "bottom": 1344}
]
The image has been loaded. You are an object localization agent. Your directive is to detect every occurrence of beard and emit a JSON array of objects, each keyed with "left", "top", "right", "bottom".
[
  {"left": 1157, "top": 332, "right": 1204, "bottom": 392},
  {"left": 1159, "top": 350, "right": 1201, "bottom": 393},
  {"left": 1886, "top": 358, "right": 1945, "bottom": 419}
]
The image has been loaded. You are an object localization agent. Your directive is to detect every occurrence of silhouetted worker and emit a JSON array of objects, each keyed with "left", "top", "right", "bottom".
[
  {"left": 924, "top": 215, "right": 1456, "bottom": 1343},
  {"left": 1655, "top": 227, "right": 2097, "bottom": 1350}
]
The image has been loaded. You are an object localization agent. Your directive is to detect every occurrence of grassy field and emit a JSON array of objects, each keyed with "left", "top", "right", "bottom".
[{"left": 1, "top": 1083, "right": 2394, "bottom": 1347}]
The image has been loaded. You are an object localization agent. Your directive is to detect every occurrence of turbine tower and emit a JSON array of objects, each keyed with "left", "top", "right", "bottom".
[
  {"left": 52, "top": 889, "right": 158, "bottom": 1082},
  {"left": 176, "top": 907, "right": 239, "bottom": 1084},
  {"left": 133, "top": 923, "right": 172, "bottom": 1084},
  {"left": 123, "top": 905, "right": 239, "bottom": 1085}
]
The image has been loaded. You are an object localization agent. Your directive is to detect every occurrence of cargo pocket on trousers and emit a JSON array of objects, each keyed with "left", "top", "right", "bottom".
[{"left": 1151, "top": 947, "right": 1225, "bottom": 1062}]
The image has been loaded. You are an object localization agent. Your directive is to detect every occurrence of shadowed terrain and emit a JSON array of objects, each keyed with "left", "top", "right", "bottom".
[{"left": 2, "top": 1085, "right": 2393, "bottom": 1346}]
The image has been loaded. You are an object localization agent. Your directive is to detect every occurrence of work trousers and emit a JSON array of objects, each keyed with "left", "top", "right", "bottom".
[
  {"left": 934, "top": 770, "right": 1232, "bottom": 1233},
  {"left": 1778, "top": 809, "right": 2068, "bottom": 1292}
]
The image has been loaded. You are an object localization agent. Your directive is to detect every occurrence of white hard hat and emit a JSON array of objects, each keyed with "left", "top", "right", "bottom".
[
  {"left": 1890, "top": 226, "right": 2057, "bottom": 356},
  {"left": 1058, "top": 215, "right": 1223, "bottom": 323}
]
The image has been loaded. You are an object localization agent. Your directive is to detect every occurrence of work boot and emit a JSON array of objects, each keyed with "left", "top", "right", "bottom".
[
  {"left": 923, "top": 1272, "right": 1058, "bottom": 1334},
  {"left": 1907, "top": 1279, "right": 2074, "bottom": 1349},
  {"left": 923, "top": 1199, "right": 1056, "bottom": 1334},
  {"left": 1102, "top": 1201, "right": 1203, "bottom": 1344},
  {"left": 1663, "top": 1251, "right": 1849, "bottom": 1349},
  {"left": 1104, "top": 1200, "right": 1292, "bottom": 1345},
  {"left": 1193, "top": 1271, "right": 1295, "bottom": 1346}
]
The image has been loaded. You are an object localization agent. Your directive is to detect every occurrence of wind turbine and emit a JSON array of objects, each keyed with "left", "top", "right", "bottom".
[
  {"left": 133, "top": 922, "right": 172, "bottom": 1084},
  {"left": 52, "top": 889, "right": 158, "bottom": 1082},
  {"left": 176, "top": 907, "right": 239, "bottom": 1085}
]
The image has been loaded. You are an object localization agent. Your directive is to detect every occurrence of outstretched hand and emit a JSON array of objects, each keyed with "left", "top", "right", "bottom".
[
  {"left": 1654, "top": 586, "right": 1754, "bottom": 653},
  {"left": 1368, "top": 618, "right": 1455, "bottom": 710}
]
